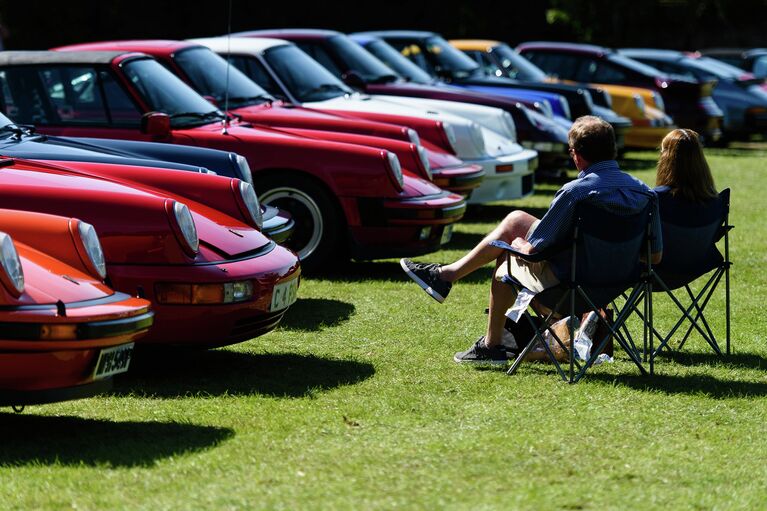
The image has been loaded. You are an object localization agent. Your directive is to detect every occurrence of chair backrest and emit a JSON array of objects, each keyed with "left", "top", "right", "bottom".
[
  {"left": 572, "top": 199, "right": 653, "bottom": 287},
  {"left": 655, "top": 188, "right": 729, "bottom": 289}
]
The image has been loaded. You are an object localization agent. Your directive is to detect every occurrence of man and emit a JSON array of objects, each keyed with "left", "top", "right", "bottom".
[{"left": 400, "top": 116, "right": 662, "bottom": 366}]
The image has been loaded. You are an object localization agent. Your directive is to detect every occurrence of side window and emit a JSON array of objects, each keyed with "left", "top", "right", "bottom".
[
  {"left": 589, "top": 61, "right": 629, "bottom": 83},
  {"left": 40, "top": 66, "right": 108, "bottom": 123},
  {"left": 231, "top": 56, "right": 286, "bottom": 99},
  {"left": 529, "top": 52, "right": 579, "bottom": 80},
  {"left": 296, "top": 43, "right": 343, "bottom": 77},
  {"left": 470, "top": 51, "right": 500, "bottom": 77},
  {"left": 100, "top": 70, "right": 142, "bottom": 126},
  {"left": 0, "top": 66, "right": 56, "bottom": 124}
]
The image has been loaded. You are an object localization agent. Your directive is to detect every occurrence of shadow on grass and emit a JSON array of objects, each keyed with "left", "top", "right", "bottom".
[
  {"left": 0, "top": 414, "right": 232, "bottom": 467},
  {"left": 463, "top": 205, "right": 551, "bottom": 224},
  {"left": 116, "top": 351, "right": 374, "bottom": 399},
  {"left": 279, "top": 298, "right": 355, "bottom": 332},
  {"left": 586, "top": 372, "right": 767, "bottom": 398},
  {"left": 618, "top": 157, "right": 658, "bottom": 171},
  {"left": 659, "top": 351, "right": 767, "bottom": 371}
]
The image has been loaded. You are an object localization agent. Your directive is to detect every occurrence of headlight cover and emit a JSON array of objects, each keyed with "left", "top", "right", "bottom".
[
  {"left": 235, "top": 154, "right": 253, "bottom": 185},
  {"left": 469, "top": 122, "right": 486, "bottom": 154},
  {"left": 416, "top": 145, "right": 432, "bottom": 180},
  {"left": 386, "top": 151, "right": 404, "bottom": 189},
  {"left": 0, "top": 232, "right": 24, "bottom": 296},
  {"left": 651, "top": 91, "right": 665, "bottom": 112},
  {"left": 238, "top": 180, "right": 264, "bottom": 229},
  {"left": 76, "top": 221, "right": 107, "bottom": 279},
  {"left": 633, "top": 94, "right": 646, "bottom": 114},
  {"left": 406, "top": 128, "right": 421, "bottom": 146},
  {"left": 172, "top": 201, "right": 199, "bottom": 255},
  {"left": 501, "top": 111, "right": 517, "bottom": 141}
]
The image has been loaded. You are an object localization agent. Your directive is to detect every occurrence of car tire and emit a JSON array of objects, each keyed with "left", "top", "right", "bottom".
[{"left": 255, "top": 173, "right": 344, "bottom": 271}]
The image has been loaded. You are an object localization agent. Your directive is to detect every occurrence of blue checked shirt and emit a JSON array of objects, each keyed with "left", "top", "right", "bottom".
[{"left": 527, "top": 160, "right": 662, "bottom": 276}]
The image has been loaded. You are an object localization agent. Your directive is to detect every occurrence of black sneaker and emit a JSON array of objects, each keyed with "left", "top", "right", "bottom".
[
  {"left": 400, "top": 258, "right": 452, "bottom": 303},
  {"left": 453, "top": 336, "right": 507, "bottom": 366}
]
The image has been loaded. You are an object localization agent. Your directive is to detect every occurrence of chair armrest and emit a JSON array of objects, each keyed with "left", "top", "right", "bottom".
[{"left": 489, "top": 240, "right": 550, "bottom": 263}]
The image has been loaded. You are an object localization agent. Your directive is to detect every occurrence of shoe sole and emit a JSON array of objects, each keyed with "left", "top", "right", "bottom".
[
  {"left": 400, "top": 258, "right": 446, "bottom": 303},
  {"left": 452, "top": 354, "right": 507, "bottom": 367}
]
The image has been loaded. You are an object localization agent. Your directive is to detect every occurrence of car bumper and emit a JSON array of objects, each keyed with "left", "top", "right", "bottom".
[
  {"left": 106, "top": 242, "right": 301, "bottom": 347},
  {"left": 521, "top": 141, "right": 570, "bottom": 171},
  {"left": 432, "top": 164, "right": 485, "bottom": 196},
  {"left": 466, "top": 149, "right": 538, "bottom": 204},
  {"left": 0, "top": 293, "right": 152, "bottom": 399},
  {"left": 349, "top": 191, "right": 466, "bottom": 259},
  {"left": 624, "top": 124, "right": 676, "bottom": 149}
]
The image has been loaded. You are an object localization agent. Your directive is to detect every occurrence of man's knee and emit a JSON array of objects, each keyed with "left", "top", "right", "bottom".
[{"left": 499, "top": 210, "right": 534, "bottom": 238}]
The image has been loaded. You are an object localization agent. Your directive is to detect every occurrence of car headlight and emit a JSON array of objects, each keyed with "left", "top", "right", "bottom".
[
  {"left": 168, "top": 200, "right": 199, "bottom": 256},
  {"left": 633, "top": 94, "right": 646, "bottom": 114},
  {"left": 651, "top": 91, "right": 665, "bottom": 112},
  {"left": 0, "top": 232, "right": 23, "bottom": 296},
  {"left": 406, "top": 128, "right": 421, "bottom": 146},
  {"left": 469, "top": 122, "right": 486, "bottom": 153},
  {"left": 385, "top": 151, "right": 404, "bottom": 189},
  {"left": 73, "top": 220, "right": 107, "bottom": 280},
  {"left": 236, "top": 180, "right": 264, "bottom": 229},
  {"left": 416, "top": 145, "right": 432, "bottom": 180},
  {"left": 501, "top": 111, "right": 517, "bottom": 141},
  {"left": 582, "top": 89, "right": 594, "bottom": 110},
  {"left": 559, "top": 96, "right": 571, "bottom": 120},
  {"left": 441, "top": 122, "right": 458, "bottom": 151},
  {"left": 535, "top": 100, "right": 554, "bottom": 119},
  {"left": 235, "top": 154, "right": 253, "bottom": 185}
]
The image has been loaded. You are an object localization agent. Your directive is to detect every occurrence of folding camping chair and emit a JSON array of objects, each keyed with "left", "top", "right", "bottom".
[
  {"left": 618, "top": 189, "right": 732, "bottom": 373},
  {"left": 490, "top": 199, "right": 655, "bottom": 383}
]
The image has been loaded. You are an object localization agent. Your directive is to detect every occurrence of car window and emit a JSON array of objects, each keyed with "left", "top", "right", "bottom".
[
  {"left": 296, "top": 42, "right": 343, "bottom": 78},
  {"left": 466, "top": 50, "right": 502, "bottom": 77},
  {"left": 388, "top": 41, "right": 435, "bottom": 74},
  {"left": 229, "top": 55, "right": 287, "bottom": 99},
  {"left": 636, "top": 59, "right": 698, "bottom": 81},
  {"left": 0, "top": 68, "right": 54, "bottom": 124},
  {"left": 99, "top": 70, "right": 142, "bottom": 126},
  {"left": 527, "top": 52, "right": 580, "bottom": 80},
  {"left": 584, "top": 60, "right": 629, "bottom": 83},
  {"left": 41, "top": 66, "right": 108, "bottom": 124},
  {"left": 753, "top": 56, "right": 767, "bottom": 78}
]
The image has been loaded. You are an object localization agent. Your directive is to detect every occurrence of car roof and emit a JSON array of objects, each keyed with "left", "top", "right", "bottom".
[
  {"left": 619, "top": 48, "right": 686, "bottom": 61},
  {"left": 352, "top": 30, "right": 438, "bottom": 40},
  {"left": 516, "top": 41, "right": 613, "bottom": 56},
  {"left": 232, "top": 29, "right": 341, "bottom": 40},
  {"left": 54, "top": 40, "right": 198, "bottom": 55},
  {"left": 0, "top": 50, "right": 132, "bottom": 66},
  {"left": 188, "top": 36, "right": 292, "bottom": 54},
  {"left": 450, "top": 40, "right": 502, "bottom": 51}
]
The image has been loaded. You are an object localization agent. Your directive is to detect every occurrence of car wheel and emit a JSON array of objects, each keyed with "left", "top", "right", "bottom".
[{"left": 256, "top": 174, "right": 343, "bottom": 270}]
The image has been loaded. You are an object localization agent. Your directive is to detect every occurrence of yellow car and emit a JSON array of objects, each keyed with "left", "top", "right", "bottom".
[{"left": 451, "top": 39, "right": 675, "bottom": 148}]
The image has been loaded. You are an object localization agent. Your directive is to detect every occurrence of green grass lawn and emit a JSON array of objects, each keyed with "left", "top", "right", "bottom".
[{"left": 2, "top": 148, "right": 766, "bottom": 510}]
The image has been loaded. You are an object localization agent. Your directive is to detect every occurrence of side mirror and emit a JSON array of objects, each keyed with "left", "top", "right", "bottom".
[
  {"left": 341, "top": 70, "right": 366, "bottom": 89},
  {"left": 140, "top": 112, "right": 171, "bottom": 138}
]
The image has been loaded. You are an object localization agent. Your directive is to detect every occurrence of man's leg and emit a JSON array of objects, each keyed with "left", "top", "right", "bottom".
[{"left": 439, "top": 210, "right": 538, "bottom": 282}]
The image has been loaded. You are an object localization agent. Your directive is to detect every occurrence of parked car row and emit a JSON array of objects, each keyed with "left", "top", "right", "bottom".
[{"left": 2, "top": 27, "right": 762, "bottom": 409}]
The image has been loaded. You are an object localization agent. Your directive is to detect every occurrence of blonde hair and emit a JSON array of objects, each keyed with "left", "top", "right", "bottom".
[{"left": 656, "top": 129, "right": 717, "bottom": 202}]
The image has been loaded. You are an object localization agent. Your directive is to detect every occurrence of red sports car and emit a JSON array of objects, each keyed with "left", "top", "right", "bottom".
[
  {"left": 0, "top": 156, "right": 300, "bottom": 348},
  {"left": 54, "top": 40, "right": 486, "bottom": 197},
  {"left": 0, "top": 51, "right": 466, "bottom": 268},
  {"left": 0, "top": 209, "right": 153, "bottom": 407}
]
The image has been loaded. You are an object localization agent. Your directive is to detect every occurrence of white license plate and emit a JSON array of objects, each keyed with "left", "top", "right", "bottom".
[
  {"left": 270, "top": 278, "right": 299, "bottom": 312},
  {"left": 93, "top": 343, "right": 134, "bottom": 380},
  {"left": 440, "top": 225, "right": 454, "bottom": 245}
]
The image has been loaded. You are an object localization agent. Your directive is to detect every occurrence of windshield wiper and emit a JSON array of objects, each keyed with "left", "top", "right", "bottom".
[
  {"left": 169, "top": 111, "right": 224, "bottom": 122},
  {"left": 0, "top": 123, "right": 36, "bottom": 140},
  {"left": 302, "top": 83, "right": 349, "bottom": 97},
  {"left": 370, "top": 74, "right": 399, "bottom": 84},
  {"left": 228, "top": 95, "right": 274, "bottom": 106}
]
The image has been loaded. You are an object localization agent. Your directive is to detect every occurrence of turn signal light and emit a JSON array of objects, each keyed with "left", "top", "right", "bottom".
[
  {"left": 155, "top": 281, "right": 255, "bottom": 305},
  {"left": 40, "top": 324, "right": 78, "bottom": 340}
]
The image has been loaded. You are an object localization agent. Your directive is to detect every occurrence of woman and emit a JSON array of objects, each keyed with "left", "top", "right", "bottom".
[{"left": 655, "top": 128, "right": 718, "bottom": 202}]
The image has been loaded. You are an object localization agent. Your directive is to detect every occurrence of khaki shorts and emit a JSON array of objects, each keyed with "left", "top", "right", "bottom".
[{"left": 494, "top": 219, "right": 559, "bottom": 293}]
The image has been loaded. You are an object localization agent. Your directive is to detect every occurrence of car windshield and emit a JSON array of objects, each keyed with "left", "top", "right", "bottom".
[
  {"left": 689, "top": 56, "right": 750, "bottom": 79},
  {"left": 121, "top": 58, "right": 223, "bottom": 126},
  {"left": 362, "top": 39, "right": 433, "bottom": 84},
  {"left": 263, "top": 44, "right": 353, "bottom": 102},
  {"left": 607, "top": 53, "right": 669, "bottom": 78},
  {"left": 326, "top": 35, "right": 399, "bottom": 83},
  {"left": 492, "top": 44, "right": 548, "bottom": 81},
  {"left": 173, "top": 47, "right": 273, "bottom": 107},
  {"left": 424, "top": 36, "right": 482, "bottom": 78}
]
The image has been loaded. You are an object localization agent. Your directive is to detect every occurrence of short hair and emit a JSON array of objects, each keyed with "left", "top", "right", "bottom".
[
  {"left": 656, "top": 129, "right": 717, "bottom": 202},
  {"left": 568, "top": 116, "right": 616, "bottom": 163}
]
